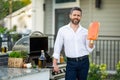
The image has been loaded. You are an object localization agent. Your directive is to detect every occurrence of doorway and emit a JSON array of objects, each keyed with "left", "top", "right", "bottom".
[{"left": 55, "top": 8, "right": 71, "bottom": 36}]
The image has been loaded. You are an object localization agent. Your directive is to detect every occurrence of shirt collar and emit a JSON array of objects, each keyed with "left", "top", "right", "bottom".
[{"left": 67, "top": 23, "right": 83, "bottom": 31}]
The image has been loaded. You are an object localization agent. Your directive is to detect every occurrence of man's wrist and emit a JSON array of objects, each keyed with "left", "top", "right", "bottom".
[
  {"left": 53, "top": 64, "right": 57, "bottom": 67},
  {"left": 53, "top": 64, "right": 58, "bottom": 67}
]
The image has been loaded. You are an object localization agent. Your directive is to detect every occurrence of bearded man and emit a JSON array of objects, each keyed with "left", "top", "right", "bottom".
[{"left": 52, "top": 7, "right": 95, "bottom": 80}]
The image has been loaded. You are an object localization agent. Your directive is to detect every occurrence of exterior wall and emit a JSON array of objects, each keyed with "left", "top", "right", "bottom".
[
  {"left": 4, "top": 4, "right": 32, "bottom": 34},
  {"left": 54, "top": 0, "right": 80, "bottom": 9},
  {"left": 5, "top": 0, "right": 45, "bottom": 33},
  {"left": 32, "top": 0, "right": 44, "bottom": 33},
  {"left": 80, "top": 0, "right": 120, "bottom": 36},
  {"left": 44, "top": 0, "right": 53, "bottom": 34},
  {"left": 44, "top": 0, "right": 80, "bottom": 35},
  {"left": 80, "top": 0, "right": 120, "bottom": 70},
  {"left": 34, "top": 0, "right": 120, "bottom": 35}
]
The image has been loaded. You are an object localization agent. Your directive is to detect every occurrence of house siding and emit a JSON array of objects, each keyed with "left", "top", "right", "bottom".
[
  {"left": 80, "top": 0, "right": 120, "bottom": 70},
  {"left": 80, "top": 0, "right": 120, "bottom": 36}
]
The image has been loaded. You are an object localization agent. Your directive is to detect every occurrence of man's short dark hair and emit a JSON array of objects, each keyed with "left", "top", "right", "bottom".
[{"left": 70, "top": 7, "right": 82, "bottom": 15}]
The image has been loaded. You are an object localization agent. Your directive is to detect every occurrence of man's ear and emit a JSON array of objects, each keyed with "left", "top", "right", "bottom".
[{"left": 69, "top": 14, "right": 71, "bottom": 18}]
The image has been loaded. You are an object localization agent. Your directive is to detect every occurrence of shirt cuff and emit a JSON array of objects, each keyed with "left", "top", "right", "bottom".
[
  {"left": 87, "top": 45, "right": 95, "bottom": 53},
  {"left": 52, "top": 53, "right": 60, "bottom": 60}
]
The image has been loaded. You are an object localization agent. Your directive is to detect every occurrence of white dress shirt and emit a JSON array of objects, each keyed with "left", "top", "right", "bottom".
[{"left": 53, "top": 23, "right": 95, "bottom": 59}]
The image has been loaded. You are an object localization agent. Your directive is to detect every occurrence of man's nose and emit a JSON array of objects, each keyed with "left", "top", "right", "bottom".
[{"left": 74, "top": 15, "right": 79, "bottom": 18}]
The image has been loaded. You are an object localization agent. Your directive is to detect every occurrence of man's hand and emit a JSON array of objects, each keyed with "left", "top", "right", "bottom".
[
  {"left": 53, "top": 58, "right": 60, "bottom": 72},
  {"left": 89, "top": 40, "right": 94, "bottom": 48},
  {"left": 53, "top": 64, "right": 59, "bottom": 72}
]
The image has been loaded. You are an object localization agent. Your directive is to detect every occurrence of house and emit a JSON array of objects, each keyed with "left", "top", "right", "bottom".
[
  {"left": 4, "top": 0, "right": 120, "bottom": 35},
  {"left": 4, "top": 4, "right": 32, "bottom": 34},
  {"left": 32, "top": 0, "right": 120, "bottom": 36}
]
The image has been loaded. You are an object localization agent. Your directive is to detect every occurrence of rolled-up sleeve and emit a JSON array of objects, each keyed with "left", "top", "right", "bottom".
[{"left": 53, "top": 29, "right": 64, "bottom": 59}]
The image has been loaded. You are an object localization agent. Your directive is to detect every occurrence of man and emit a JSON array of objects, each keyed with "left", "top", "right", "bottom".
[{"left": 52, "top": 7, "right": 95, "bottom": 80}]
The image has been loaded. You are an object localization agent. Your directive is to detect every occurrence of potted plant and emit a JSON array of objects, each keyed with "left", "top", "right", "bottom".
[{"left": 8, "top": 50, "right": 28, "bottom": 68}]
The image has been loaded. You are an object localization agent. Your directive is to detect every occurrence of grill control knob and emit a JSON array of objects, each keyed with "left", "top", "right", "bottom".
[
  {"left": 52, "top": 72, "right": 55, "bottom": 75},
  {"left": 63, "top": 69, "right": 66, "bottom": 72},
  {"left": 59, "top": 69, "right": 62, "bottom": 73}
]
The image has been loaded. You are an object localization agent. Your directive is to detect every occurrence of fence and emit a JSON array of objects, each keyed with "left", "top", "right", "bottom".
[
  {"left": 47, "top": 34, "right": 120, "bottom": 70},
  {"left": 91, "top": 35, "right": 120, "bottom": 70}
]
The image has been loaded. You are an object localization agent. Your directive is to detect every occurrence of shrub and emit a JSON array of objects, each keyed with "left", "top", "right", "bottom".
[
  {"left": 87, "top": 63, "right": 107, "bottom": 80},
  {"left": 112, "top": 61, "right": 120, "bottom": 80}
]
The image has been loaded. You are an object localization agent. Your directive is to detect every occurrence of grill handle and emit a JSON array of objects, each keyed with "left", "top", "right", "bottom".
[
  {"left": 46, "top": 66, "right": 53, "bottom": 68},
  {"left": 29, "top": 31, "right": 47, "bottom": 37}
]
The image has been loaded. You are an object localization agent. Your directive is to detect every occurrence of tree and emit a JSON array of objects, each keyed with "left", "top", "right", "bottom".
[
  {"left": 0, "top": 0, "right": 9, "bottom": 20},
  {"left": 0, "top": 0, "right": 29, "bottom": 20},
  {"left": 21, "top": 0, "right": 31, "bottom": 5},
  {"left": 12, "top": 0, "right": 26, "bottom": 12}
]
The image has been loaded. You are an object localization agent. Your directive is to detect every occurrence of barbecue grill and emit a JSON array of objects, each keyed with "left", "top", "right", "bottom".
[
  {"left": 49, "top": 63, "right": 66, "bottom": 80},
  {"left": 12, "top": 31, "right": 52, "bottom": 65}
]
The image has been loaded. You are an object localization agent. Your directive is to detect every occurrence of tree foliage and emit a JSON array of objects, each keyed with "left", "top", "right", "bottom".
[
  {"left": 0, "top": 0, "right": 30, "bottom": 20},
  {"left": 21, "top": 0, "right": 31, "bottom": 5},
  {"left": 0, "top": 0, "right": 9, "bottom": 20}
]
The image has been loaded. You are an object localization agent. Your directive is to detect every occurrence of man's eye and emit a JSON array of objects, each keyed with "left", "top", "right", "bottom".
[
  {"left": 73, "top": 14, "right": 77, "bottom": 16},
  {"left": 73, "top": 14, "right": 80, "bottom": 17}
]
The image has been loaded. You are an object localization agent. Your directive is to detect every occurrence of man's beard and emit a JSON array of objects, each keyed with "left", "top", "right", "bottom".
[{"left": 71, "top": 18, "right": 80, "bottom": 25}]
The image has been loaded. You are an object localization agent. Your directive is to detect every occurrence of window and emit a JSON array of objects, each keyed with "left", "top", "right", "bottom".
[{"left": 56, "top": 0, "right": 76, "bottom": 3}]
